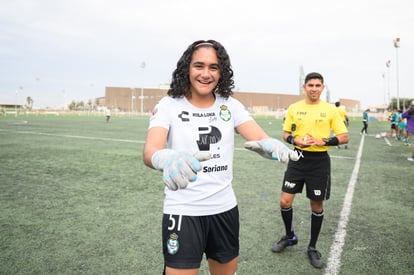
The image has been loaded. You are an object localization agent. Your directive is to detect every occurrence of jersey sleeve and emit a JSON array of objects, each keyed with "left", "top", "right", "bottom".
[
  {"left": 332, "top": 107, "right": 348, "bottom": 135},
  {"left": 402, "top": 111, "right": 408, "bottom": 119},
  {"left": 283, "top": 106, "right": 295, "bottom": 132},
  {"left": 230, "top": 97, "right": 253, "bottom": 127},
  {"left": 148, "top": 97, "right": 171, "bottom": 130}
]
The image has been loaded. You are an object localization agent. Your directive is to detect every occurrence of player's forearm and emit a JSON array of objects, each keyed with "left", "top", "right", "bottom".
[
  {"left": 143, "top": 127, "right": 169, "bottom": 169},
  {"left": 237, "top": 120, "right": 270, "bottom": 141},
  {"left": 336, "top": 133, "right": 349, "bottom": 145},
  {"left": 143, "top": 146, "right": 158, "bottom": 169}
]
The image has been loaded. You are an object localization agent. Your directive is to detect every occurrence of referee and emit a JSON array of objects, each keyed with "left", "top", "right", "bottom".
[{"left": 271, "top": 72, "right": 349, "bottom": 269}]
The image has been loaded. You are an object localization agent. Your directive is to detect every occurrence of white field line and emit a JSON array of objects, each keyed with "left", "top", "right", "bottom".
[
  {"left": 383, "top": 137, "right": 392, "bottom": 146},
  {"left": 329, "top": 155, "right": 355, "bottom": 160},
  {"left": 324, "top": 133, "right": 365, "bottom": 275},
  {"left": 0, "top": 129, "right": 144, "bottom": 144}
]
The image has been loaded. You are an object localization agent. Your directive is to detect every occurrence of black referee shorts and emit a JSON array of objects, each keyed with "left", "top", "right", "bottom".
[{"left": 282, "top": 150, "right": 331, "bottom": 200}]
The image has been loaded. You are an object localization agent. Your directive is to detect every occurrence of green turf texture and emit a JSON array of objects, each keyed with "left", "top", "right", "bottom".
[{"left": 0, "top": 115, "right": 412, "bottom": 274}]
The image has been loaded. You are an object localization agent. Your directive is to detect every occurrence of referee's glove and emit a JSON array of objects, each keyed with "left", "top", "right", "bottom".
[
  {"left": 244, "top": 138, "right": 299, "bottom": 164},
  {"left": 151, "top": 149, "right": 211, "bottom": 191}
]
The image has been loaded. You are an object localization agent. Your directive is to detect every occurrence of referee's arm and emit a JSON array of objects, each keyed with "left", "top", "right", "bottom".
[
  {"left": 336, "top": 132, "right": 349, "bottom": 145},
  {"left": 283, "top": 131, "right": 310, "bottom": 148}
]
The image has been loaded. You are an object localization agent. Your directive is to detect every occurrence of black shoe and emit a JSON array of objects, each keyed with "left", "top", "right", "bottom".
[
  {"left": 307, "top": 247, "right": 323, "bottom": 269},
  {"left": 271, "top": 234, "right": 298, "bottom": 253}
]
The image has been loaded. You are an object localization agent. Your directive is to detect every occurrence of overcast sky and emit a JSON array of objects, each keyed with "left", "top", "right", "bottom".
[{"left": 1, "top": 0, "right": 412, "bottom": 109}]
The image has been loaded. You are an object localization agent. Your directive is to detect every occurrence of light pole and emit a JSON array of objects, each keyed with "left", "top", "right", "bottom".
[
  {"left": 131, "top": 88, "right": 136, "bottom": 113},
  {"left": 325, "top": 85, "right": 330, "bottom": 103},
  {"left": 299, "top": 65, "right": 305, "bottom": 95},
  {"left": 140, "top": 62, "right": 146, "bottom": 114},
  {"left": 62, "top": 89, "right": 66, "bottom": 110},
  {"left": 15, "top": 89, "right": 18, "bottom": 116},
  {"left": 382, "top": 72, "right": 386, "bottom": 106},
  {"left": 89, "top": 83, "right": 94, "bottom": 112},
  {"left": 385, "top": 60, "right": 391, "bottom": 107},
  {"left": 15, "top": 86, "right": 23, "bottom": 116},
  {"left": 393, "top": 37, "right": 400, "bottom": 110}
]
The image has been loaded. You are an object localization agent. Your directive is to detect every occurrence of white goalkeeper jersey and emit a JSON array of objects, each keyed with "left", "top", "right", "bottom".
[{"left": 149, "top": 95, "right": 253, "bottom": 216}]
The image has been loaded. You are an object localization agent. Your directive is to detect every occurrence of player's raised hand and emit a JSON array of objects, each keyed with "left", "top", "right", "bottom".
[
  {"left": 151, "top": 149, "right": 211, "bottom": 190},
  {"left": 244, "top": 138, "right": 299, "bottom": 164}
]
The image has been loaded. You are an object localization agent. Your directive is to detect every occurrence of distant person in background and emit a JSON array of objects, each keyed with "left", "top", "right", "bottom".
[
  {"left": 399, "top": 117, "right": 409, "bottom": 145},
  {"left": 361, "top": 109, "right": 369, "bottom": 134},
  {"left": 335, "top": 101, "right": 349, "bottom": 149},
  {"left": 401, "top": 101, "right": 414, "bottom": 161},
  {"left": 397, "top": 109, "right": 407, "bottom": 143},
  {"left": 388, "top": 107, "right": 399, "bottom": 138},
  {"left": 396, "top": 109, "right": 404, "bottom": 141},
  {"left": 105, "top": 108, "right": 111, "bottom": 123}
]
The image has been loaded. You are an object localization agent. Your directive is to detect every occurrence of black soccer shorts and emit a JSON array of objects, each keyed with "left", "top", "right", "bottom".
[{"left": 162, "top": 206, "right": 239, "bottom": 269}]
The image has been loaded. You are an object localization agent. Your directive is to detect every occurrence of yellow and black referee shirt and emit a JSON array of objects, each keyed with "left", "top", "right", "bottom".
[{"left": 283, "top": 99, "right": 348, "bottom": 152}]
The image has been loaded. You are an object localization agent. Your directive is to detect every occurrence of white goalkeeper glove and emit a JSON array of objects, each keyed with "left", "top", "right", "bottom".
[
  {"left": 244, "top": 138, "right": 300, "bottom": 164},
  {"left": 151, "top": 149, "right": 211, "bottom": 191}
]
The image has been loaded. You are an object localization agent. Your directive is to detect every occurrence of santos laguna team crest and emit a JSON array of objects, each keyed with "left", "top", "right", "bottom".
[
  {"left": 167, "top": 233, "right": 179, "bottom": 255},
  {"left": 219, "top": 105, "right": 231, "bottom": 121}
]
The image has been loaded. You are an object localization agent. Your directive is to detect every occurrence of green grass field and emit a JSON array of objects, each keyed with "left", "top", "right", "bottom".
[{"left": 0, "top": 114, "right": 413, "bottom": 274}]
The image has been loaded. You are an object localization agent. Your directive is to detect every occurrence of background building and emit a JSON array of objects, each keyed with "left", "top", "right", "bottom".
[{"left": 105, "top": 86, "right": 360, "bottom": 115}]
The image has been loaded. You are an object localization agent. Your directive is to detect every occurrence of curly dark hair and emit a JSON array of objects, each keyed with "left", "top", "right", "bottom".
[{"left": 168, "top": 40, "right": 234, "bottom": 99}]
